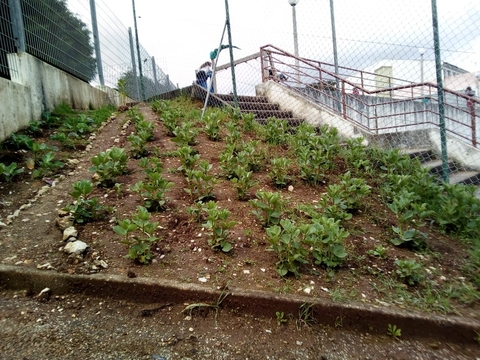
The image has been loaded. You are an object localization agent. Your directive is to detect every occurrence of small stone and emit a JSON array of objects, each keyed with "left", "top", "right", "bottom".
[
  {"left": 64, "top": 240, "right": 88, "bottom": 255},
  {"left": 296, "top": 341, "right": 303, "bottom": 346},
  {"left": 198, "top": 277, "right": 207, "bottom": 283},
  {"left": 288, "top": 185, "right": 294, "bottom": 192},
  {"left": 63, "top": 226, "right": 78, "bottom": 241},
  {"left": 37, "top": 288, "right": 51, "bottom": 302}
]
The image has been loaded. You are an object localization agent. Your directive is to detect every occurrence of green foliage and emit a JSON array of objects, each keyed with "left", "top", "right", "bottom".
[
  {"left": 266, "top": 219, "right": 309, "bottom": 277},
  {"left": 158, "top": 105, "right": 179, "bottom": 136},
  {"left": 202, "top": 201, "right": 236, "bottom": 252},
  {"left": 269, "top": 157, "right": 292, "bottom": 188},
  {"left": 241, "top": 113, "right": 257, "bottom": 133},
  {"left": 0, "top": 162, "right": 24, "bottom": 182},
  {"left": 130, "top": 171, "right": 174, "bottom": 211},
  {"left": 225, "top": 120, "right": 242, "bottom": 146},
  {"left": 230, "top": 165, "right": 257, "bottom": 201},
  {"left": 89, "top": 147, "right": 129, "bottom": 187},
  {"left": 29, "top": 141, "right": 57, "bottom": 165},
  {"left": 338, "top": 171, "right": 371, "bottom": 210},
  {"left": 276, "top": 311, "right": 288, "bottom": 325},
  {"left": 303, "top": 217, "right": 349, "bottom": 268},
  {"left": 172, "top": 121, "right": 199, "bottom": 146},
  {"left": 341, "top": 137, "right": 372, "bottom": 172},
  {"left": 387, "top": 324, "right": 401, "bottom": 340},
  {"left": 250, "top": 191, "right": 284, "bottom": 227},
  {"left": 65, "top": 180, "right": 109, "bottom": 224},
  {"left": 203, "top": 111, "right": 222, "bottom": 141},
  {"left": 184, "top": 160, "right": 217, "bottom": 201},
  {"left": 117, "top": 78, "right": 127, "bottom": 105},
  {"left": 395, "top": 259, "right": 424, "bottom": 286},
  {"left": 32, "top": 152, "right": 64, "bottom": 179},
  {"left": 297, "top": 146, "right": 328, "bottom": 185},
  {"left": 367, "top": 245, "right": 388, "bottom": 259},
  {"left": 319, "top": 185, "right": 353, "bottom": 222},
  {"left": 139, "top": 157, "right": 163, "bottom": 175},
  {"left": 6, "top": 133, "right": 34, "bottom": 150},
  {"left": 127, "top": 134, "right": 148, "bottom": 158},
  {"left": 388, "top": 189, "right": 433, "bottom": 248},
  {"left": 113, "top": 206, "right": 160, "bottom": 264},
  {"left": 219, "top": 144, "right": 239, "bottom": 179},
  {"left": 263, "top": 117, "right": 289, "bottom": 145},
  {"left": 176, "top": 145, "right": 200, "bottom": 173}
]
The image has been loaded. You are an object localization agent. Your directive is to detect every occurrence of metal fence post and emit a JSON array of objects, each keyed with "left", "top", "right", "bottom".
[
  {"left": 152, "top": 56, "right": 159, "bottom": 94},
  {"left": 128, "top": 27, "right": 140, "bottom": 101},
  {"left": 8, "top": 0, "right": 25, "bottom": 53},
  {"left": 132, "top": 0, "right": 145, "bottom": 101},
  {"left": 89, "top": 0, "right": 104, "bottom": 85},
  {"left": 431, "top": 0, "right": 449, "bottom": 183},
  {"left": 225, "top": 0, "right": 238, "bottom": 108}
]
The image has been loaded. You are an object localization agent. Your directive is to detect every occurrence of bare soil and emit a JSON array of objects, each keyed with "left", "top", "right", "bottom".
[{"left": 0, "top": 101, "right": 479, "bottom": 358}]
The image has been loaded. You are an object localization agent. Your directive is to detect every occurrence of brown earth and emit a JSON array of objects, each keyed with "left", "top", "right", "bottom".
[{"left": 0, "top": 101, "right": 479, "bottom": 358}]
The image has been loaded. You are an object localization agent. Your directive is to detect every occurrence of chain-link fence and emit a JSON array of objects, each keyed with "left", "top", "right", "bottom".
[
  {"left": 196, "top": 0, "right": 480, "bottom": 190},
  {"left": 0, "top": 0, "right": 175, "bottom": 101}
]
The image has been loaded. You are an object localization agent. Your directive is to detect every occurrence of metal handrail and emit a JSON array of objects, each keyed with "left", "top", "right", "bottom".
[{"left": 259, "top": 44, "right": 479, "bottom": 148}]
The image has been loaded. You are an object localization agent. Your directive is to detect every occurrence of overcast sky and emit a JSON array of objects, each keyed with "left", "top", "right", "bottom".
[{"left": 67, "top": 0, "right": 480, "bottom": 89}]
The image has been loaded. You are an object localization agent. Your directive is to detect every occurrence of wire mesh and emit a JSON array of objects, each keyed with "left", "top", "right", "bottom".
[
  {"left": 206, "top": 0, "right": 480, "bottom": 189},
  {"left": 0, "top": 0, "right": 17, "bottom": 80}
]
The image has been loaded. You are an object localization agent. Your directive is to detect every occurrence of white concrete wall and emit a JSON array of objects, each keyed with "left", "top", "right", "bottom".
[
  {"left": 255, "top": 80, "right": 363, "bottom": 141},
  {"left": 0, "top": 53, "right": 128, "bottom": 142}
]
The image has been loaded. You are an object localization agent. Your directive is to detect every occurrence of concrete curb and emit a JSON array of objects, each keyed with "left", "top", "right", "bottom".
[{"left": 1, "top": 264, "right": 479, "bottom": 344}]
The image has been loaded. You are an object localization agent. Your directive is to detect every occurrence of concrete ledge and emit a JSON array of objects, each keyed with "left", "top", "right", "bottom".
[{"left": 1, "top": 265, "right": 479, "bottom": 344}]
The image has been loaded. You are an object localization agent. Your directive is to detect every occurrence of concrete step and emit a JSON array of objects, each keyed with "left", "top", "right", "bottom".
[
  {"left": 399, "top": 148, "right": 435, "bottom": 163},
  {"left": 216, "top": 94, "right": 269, "bottom": 103},
  {"left": 231, "top": 101, "right": 280, "bottom": 112},
  {"left": 422, "top": 159, "right": 458, "bottom": 176},
  {"left": 448, "top": 170, "right": 480, "bottom": 186},
  {"left": 256, "top": 117, "right": 304, "bottom": 127},
  {"left": 243, "top": 109, "right": 295, "bottom": 119}
]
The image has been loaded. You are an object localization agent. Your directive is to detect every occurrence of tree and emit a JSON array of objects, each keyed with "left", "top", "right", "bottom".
[{"left": 20, "top": 0, "right": 96, "bottom": 82}]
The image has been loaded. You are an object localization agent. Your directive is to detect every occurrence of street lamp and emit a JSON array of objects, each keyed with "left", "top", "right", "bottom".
[
  {"left": 419, "top": 47, "right": 426, "bottom": 98},
  {"left": 288, "top": 0, "right": 300, "bottom": 83}
]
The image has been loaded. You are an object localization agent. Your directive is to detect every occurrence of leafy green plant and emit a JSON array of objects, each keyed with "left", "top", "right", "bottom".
[
  {"left": 32, "top": 152, "right": 65, "bottom": 178},
  {"left": 250, "top": 191, "right": 284, "bottom": 227},
  {"left": 127, "top": 134, "right": 148, "bottom": 158},
  {"left": 225, "top": 120, "right": 242, "bottom": 146},
  {"left": 202, "top": 201, "right": 236, "bottom": 252},
  {"left": 172, "top": 120, "right": 199, "bottom": 146},
  {"left": 0, "top": 162, "right": 24, "bottom": 182},
  {"left": 139, "top": 157, "right": 163, "bottom": 175},
  {"left": 203, "top": 111, "right": 222, "bottom": 141},
  {"left": 50, "top": 132, "right": 76, "bottom": 149},
  {"left": 219, "top": 144, "right": 239, "bottom": 179},
  {"left": 176, "top": 145, "right": 200, "bottom": 173},
  {"left": 269, "top": 157, "right": 292, "bottom": 188},
  {"left": 6, "top": 133, "right": 34, "bottom": 150},
  {"left": 117, "top": 78, "right": 127, "bottom": 105},
  {"left": 319, "top": 185, "right": 353, "bottom": 222},
  {"left": 131, "top": 171, "right": 174, "bottom": 211},
  {"left": 276, "top": 311, "right": 288, "bottom": 325},
  {"left": 65, "top": 179, "right": 109, "bottom": 223},
  {"left": 338, "top": 171, "right": 371, "bottom": 210},
  {"left": 89, "top": 147, "right": 129, "bottom": 187},
  {"left": 184, "top": 160, "right": 217, "bottom": 201},
  {"left": 241, "top": 112, "right": 256, "bottom": 133},
  {"left": 395, "top": 259, "right": 424, "bottom": 286},
  {"left": 303, "top": 217, "right": 349, "bottom": 268},
  {"left": 387, "top": 324, "right": 401, "bottom": 340},
  {"left": 266, "top": 219, "right": 309, "bottom": 277},
  {"left": 113, "top": 206, "right": 160, "bottom": 264},
  {"left": 367, "top": 245, "right": 388, "bottom": 259},
  {"left": 264, "top": 117, "right": 289, "bottom": 145},
  {"left": 135, "top": 120, "right": 154, "bottom": 141},
  {"left": 230, "top": 165, "right": 257, "bottom": 201},
  {"left": 388, "top": 190, "right": 433, "bottom": 248},
  {"left": 297, "top": 147, "right": 328, "bottom": 185},
  {"left": 186, "top": 200, "right": 205, "bottom": 223},
  {"left": 29, "top": 141, "right": 57, "bottom": 165}
]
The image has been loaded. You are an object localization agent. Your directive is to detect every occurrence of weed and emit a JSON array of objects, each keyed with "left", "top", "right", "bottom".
[
  {"left": 182, "top": 285, "right": 229, "bottom": 326},
  {"left": 367, "top": 245, "right": 388, "bottom": 259},
  {"left": 387, "top": 324, "right": 401, "bottom": 340},
  {"left": 395, "top": 259, "right": 424, "bottom": 286},
  {"left": 296, "top": 303, "right": 315, "bottom": 329},
  {"left": 276, "top": 311, "right": 288, "bottom": 325}
]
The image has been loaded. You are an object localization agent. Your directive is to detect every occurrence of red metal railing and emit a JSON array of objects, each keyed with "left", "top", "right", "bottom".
[{"left": 260, "top": 44, "right": 479, "bottom": 148}]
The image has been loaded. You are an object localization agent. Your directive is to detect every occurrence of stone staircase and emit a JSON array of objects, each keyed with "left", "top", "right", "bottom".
[
  {"left": 403, "top": 148, "right": 480, "bottom": 198},
  {"left": 214, "top": 94, "right": 304, "bottom": 126}
]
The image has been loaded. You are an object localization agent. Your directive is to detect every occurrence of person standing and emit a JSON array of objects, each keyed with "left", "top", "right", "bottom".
[{"left": 196, "top": 61, "right": 214, "bottom": 93}]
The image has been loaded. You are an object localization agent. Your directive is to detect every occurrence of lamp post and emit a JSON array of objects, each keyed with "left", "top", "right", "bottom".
[
  {"left": 419, "top": 47, "right": 426, "bottom": 98},
  {"left": 288, "top": 0, "right": 300, "bottom": 83}
]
